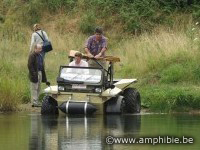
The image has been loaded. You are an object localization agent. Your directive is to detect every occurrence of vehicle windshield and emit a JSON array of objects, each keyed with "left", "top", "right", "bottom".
[{"left": 60, "top": 67, "right": 102, "bottom": 84}]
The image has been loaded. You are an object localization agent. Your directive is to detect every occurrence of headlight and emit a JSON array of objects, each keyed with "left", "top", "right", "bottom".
[
  {"left": 95, "top": 88, "right": 102, "bottom": 93},
  {"left": 58, "top": 86, "right": 65, "bottom": 91}
]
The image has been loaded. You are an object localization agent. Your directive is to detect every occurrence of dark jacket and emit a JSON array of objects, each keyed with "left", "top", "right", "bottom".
[{"left": 28, "top": 52, "right": 47, "bottom": 83}]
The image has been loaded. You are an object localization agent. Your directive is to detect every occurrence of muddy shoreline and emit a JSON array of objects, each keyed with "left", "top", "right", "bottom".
[
  {"left": 18, "top": 103, "right": 41, "bottom": 113},
  {"left": 15, "top": 104, "right": 200, "bottom": 115}
]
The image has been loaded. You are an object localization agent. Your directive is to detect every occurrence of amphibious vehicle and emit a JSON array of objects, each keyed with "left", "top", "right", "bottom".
[{"left": 41, "top": 50, "right": 141, "bottom": 115}]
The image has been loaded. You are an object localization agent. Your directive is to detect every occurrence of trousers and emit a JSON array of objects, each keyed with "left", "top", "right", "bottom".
[{"left": 30, "top": 71, "right": 42, "bottom": 103}]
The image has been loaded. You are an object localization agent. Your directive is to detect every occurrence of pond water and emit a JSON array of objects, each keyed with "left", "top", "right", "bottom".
[{"left": 0, "top": 112, "right": 199, "bottom": 150}]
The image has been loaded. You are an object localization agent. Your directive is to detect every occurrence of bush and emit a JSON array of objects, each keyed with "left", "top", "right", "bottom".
[
  {"left": 21, "top": 0, "right": 43, "bottom": 25},
  {"left": 0, "top": 14, "right": 5, "bottom": 23},
  {"left": 2, "top": 0, "right": 200, "bottom": 33},
  {"left": 79, "top": 13, "right": 96, "bottom": 34},
  {"left": 43, "top": 0, "right": 77, "bottom": 12}
]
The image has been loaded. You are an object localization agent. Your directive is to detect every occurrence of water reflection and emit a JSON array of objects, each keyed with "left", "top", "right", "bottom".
[
  {"left": 1, "top": 113, "right": 200, "bottom": 150},
  {"left": 29, "top": 115, "right": 59, "bottom": 150},
  {"left": 104, "top": 115, "right": 141, "bottom": 137},
  {"left": 29, "top": 114, "right": 141, "bottom": 150}
]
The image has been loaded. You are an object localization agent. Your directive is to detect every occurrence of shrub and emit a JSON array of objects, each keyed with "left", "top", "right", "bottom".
[
  {"left": 79, "top": 13, "right": 96, "bottom": 34},
  {"left": 42, "top": 0, "right": 77, "bottom": 12}
]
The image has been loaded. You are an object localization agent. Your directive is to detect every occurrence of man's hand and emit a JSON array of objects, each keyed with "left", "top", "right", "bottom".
[
  {"left": 87, "top": 53, "right": 94, "bottom": 58},
  {"left": 46, "top": 81, "right": 51, "bottom": 86},
  {"left": 94, "top": 52, "right": 102, "bottom": 59}
]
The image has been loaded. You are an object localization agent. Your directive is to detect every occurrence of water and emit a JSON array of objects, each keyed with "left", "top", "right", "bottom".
[{"left": 0, "top": 112, "right": 199, "bottom": 150}]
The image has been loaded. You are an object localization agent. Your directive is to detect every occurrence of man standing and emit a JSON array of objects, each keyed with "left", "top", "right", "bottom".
[
  {"left": 85, "top": 27, "right": 107, "bottom": 68},
  {"left": 28, "top": 44, "right": 50, "bottom": 107}
]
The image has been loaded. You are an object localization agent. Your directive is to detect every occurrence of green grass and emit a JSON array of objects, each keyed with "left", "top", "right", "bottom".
[
  {"left": 1, "top": 0, "right": 200, "bottom": 112},
  {"left": 1, "top": 22, "right": 200, "bottom": 112},
  {"left": 0, "top": 75, "right": 28, "bottom": 111},
  {"left": 140, "top": 84, "right": 200, "bottom": 112}
]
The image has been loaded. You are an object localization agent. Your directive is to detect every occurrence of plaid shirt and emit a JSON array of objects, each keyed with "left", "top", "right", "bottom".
[{"left": 85, "top": 35, "right": 107, "bottom": 56}]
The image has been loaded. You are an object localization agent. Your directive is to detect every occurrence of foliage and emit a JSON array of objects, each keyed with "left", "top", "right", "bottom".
[
  {"left": 43, "top": 0, "right": 77, "bottom": 12},
  {"left": 0, "top": 64, "right": 29, "bottom": 111},
  {"left": 1, "top": 0, "right": 200, "bottom": 33},
  {"left": 1, "top": 0, "right": 200, "bottom": 112},
  {"left": 141, "top": 85, "right": 200, "bottom": 112},
  {"left": 79, "top": 12, "right": 96, "bottom": 34}
]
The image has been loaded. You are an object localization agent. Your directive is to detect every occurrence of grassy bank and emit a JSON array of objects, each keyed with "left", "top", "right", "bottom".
[
  {"left": 1, "top": 22, "right": 200, "bottom": 112},
  {"left": 140, "top": 84, "right": 200, "bottom": 112},
  {"left": 1, "top": 1, "right": 200, "bottom": 112},
  {"left": 115, "top": 24, "right": 200, "bottom": 112}
]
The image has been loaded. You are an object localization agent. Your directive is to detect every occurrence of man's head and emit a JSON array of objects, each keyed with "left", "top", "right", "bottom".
[
  {"left": 95, "top": 27, "right": 103, "bottom": 41},
  {"left": 34, "top": 44, "right": 42, "bottom": 54},
  {"left": 74, "top": 52, "right": 82, "bottom": 64}
]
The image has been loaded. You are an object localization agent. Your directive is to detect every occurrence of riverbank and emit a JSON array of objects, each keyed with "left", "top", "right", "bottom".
[
  {"left": 1, "top": 28, "right": 200, "bottom": 112},
  {"left": 138, "top": 84, "right": 200, "bottom": 112},
  {"left": 15, "top": 103, "right": 200, "bottom": 115},
  {"left": 1, "top": 1, "right": 200, "bottom": 112},
  {"left": 17, "top": 103, "right": 41, "bottom": 113}
]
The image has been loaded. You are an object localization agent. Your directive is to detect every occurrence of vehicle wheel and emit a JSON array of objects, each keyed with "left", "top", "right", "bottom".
[
  {"left": 105, "top": 96, "right": 125, "bottom": 114},
  {"left": 123, "top": 88, "right": 141, "bottom": 113},
  {"left": 120, "top": 98, "right": 126, "bottom": 113},
  {"left": 41, "top": 96, "right": 59, "bottom": 115}
]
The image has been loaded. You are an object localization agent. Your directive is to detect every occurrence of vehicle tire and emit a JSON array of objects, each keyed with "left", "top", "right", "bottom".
[
  {"left": 41, "top": 96, "right": 59, "bottom": 115},
  {"left": 123, "top": 88, "right": 141, "bottom": 113},
  {"left": 105, "top": 96, "right": 125, "bottom": 114},
  {"left": 119, "top": 98, "right": 126, "bottom": 113}
]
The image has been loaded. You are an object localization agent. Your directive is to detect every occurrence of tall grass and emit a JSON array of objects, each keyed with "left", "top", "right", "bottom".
[
  {"left": 0, "top": 21, "right": 88, "bottom": 111},
  {"left": 1, "top": 0, "right": 200, "bottom": 111},
  {"left": 1, "top": 20, "right": 200, "bottom": 112},
  {"left": 141, "top": 85, "right": 200, "bottom": 112},
  {"left": 0, "top": 75, "right": 29, "bottom": 111},
  {"left": 114, "top": 24, "right": 200, "bottom": 79},
  {"left": 0, "top": 38, "right": 30, "bottom": 111}
]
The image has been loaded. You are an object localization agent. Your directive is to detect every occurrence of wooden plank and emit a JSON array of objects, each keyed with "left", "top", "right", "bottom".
[{"left": 68, "top": 50, "right": 120, "bottom": 62}]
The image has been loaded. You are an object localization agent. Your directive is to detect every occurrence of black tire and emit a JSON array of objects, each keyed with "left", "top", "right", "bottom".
[
  {"left": 123, "top": 88, "right": 141, "bottom": 113},
  {"left": 41, "top": 96, "right": 59, "bottom": 115},
  {"left": 105, "top": 96, "right": 125, "bottom": 114},
  {"left": 120, "top": 98, "right": 126, "bottom": 114}
]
